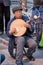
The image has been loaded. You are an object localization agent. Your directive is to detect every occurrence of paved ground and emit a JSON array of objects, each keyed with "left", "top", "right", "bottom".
[
  {"left": 0, "top": 48, "right": 43, "bottom": 65},
  {"left": 0, "top": 21, "right": 43, "bottom": 65},
  {"left": 0, "top": 38, "right": 43, "bottom": 65}
]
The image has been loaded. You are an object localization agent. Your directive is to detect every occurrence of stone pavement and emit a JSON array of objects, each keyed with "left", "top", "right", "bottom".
[
  {"left": 0, "top": 40, "right": 43, "bottom": 65},
  {"left": 0, "top": 30, "right": 43, "bottom": 65}
]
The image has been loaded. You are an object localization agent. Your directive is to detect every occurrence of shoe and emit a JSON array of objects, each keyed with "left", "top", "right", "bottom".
[
  {"left": 27, "top": 49, "right": 35, "bottom": 61},
  {"left": 28, "top": 56, "right": 35, "bottom": 61},
  {"left": 16, "top": 61, "right": 23, "bottom": 65}
]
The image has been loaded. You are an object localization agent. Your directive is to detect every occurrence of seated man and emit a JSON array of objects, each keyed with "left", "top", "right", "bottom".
[{"left": 7, "top": 6, "right": 37, "bottom": 65}]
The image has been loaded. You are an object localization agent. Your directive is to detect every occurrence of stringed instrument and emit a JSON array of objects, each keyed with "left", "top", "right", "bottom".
[
  {"left": 10, "top": 19, "right": 27, "bottom": 37},
  {"left": 10, "top": 15, "right": 39, "bottom": 37}
]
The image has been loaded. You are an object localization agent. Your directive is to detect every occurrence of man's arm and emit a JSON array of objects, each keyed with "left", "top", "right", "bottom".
[
  {"left": 23, "top": 15, "right": 34, "bottom": 33},
  {"left": 7, "top": 17, "right": 15, "bottom": 38},
  {"left": 24, "top": 21, "right": 32, "bottom": 31}
]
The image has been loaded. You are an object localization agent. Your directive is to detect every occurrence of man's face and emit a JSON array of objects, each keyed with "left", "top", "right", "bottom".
[{"left": 14, "top": 10, "right": 22, "bottom": 19}]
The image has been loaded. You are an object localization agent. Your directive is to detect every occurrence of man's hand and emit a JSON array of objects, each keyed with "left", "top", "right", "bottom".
[
  {"left": 24, "top": 22, "right": 32, "bottom": 31},
  {"left": 9, "top": 28, "right": 16, "bottom": 35},
  {"left": 24, "top": 22, "right": 31, "bottom": 28}
]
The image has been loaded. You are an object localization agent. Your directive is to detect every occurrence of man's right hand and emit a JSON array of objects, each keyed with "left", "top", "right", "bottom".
[{"left": 9, "top": 28, "right": 16, "bottom": 35}]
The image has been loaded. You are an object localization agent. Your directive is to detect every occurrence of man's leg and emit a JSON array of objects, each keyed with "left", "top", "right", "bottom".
[
  {"left": 0, "top": 4, "right": 4, "bottom": 34},
  {"left": 4, "top": 6, "right": 10, "bottom": 33},
  {"left": 27, "top": 37, "right": 37, "bottom": 61},
  {"left": 15, "top": 37, "right": 25, "bottom": 65},
  {"left": 8, "top": 38, "right": 15, "bottom": 58}
]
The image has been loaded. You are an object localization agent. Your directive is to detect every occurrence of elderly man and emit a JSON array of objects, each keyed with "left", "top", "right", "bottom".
[{"left": 7, "top": 6, "right": 37, "bottom": 65}]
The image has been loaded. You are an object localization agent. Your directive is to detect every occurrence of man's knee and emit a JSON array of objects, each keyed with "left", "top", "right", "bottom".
[
  {"left": 30, "top": 40, "right": 37, "bottom": 49},
  {"left": 28, "top": 38, "right": 37, "bottom": 48}
]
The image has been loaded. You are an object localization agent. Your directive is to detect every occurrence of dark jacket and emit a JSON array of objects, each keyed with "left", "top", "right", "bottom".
[{"left": 7, "top": 15, "right": 34, "bottom": 38}]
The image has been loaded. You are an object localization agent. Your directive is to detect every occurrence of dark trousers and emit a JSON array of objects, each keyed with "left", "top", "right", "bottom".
[
  {"left": 0, "top": 3, "right": 10, "bottom": 32},
  {"left": 8, "top": 36, "right": 37, "bottom": 64},
  {"left": 15, "top": 36, "right": 36, "bottom": 63}
]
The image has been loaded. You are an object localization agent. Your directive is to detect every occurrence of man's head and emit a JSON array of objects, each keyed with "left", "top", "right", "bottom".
[{"left": 12, "top": 6, "right": 22, "bottom": 19}]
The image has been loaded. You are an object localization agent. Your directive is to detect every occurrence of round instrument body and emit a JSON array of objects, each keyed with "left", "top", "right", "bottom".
[{"left": 10, "top": 19, "right": 27, "bottom": 37}]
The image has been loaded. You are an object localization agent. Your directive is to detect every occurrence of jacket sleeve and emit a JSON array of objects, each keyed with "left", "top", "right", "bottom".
[
  {"left": 7, "top": 18, "right": 15, "bottom": 38},
  {"left": 24, "top": 16, "right": 34, "bottom": 33}
]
